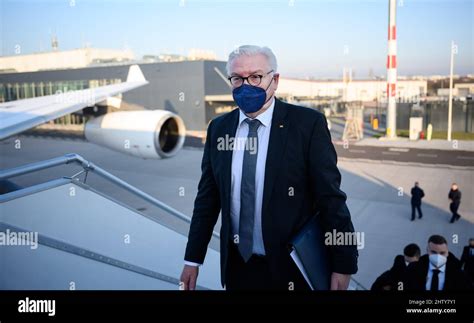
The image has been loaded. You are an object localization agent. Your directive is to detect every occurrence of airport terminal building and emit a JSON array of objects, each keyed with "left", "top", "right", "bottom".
[
  {"left": 1, "top": 49, "right": 471, "bottom": 133},
  {"left": 0, "top": 60, "right": 234, "bottom": 131},
  {"left": 0, "top": 59, "right": 429, "bottom": 132}
]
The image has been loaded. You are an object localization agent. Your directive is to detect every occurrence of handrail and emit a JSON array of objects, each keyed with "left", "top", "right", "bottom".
[
  {"left": 0, "top": 153, "right": 220, "bottom": 239},
  {"left": 350, "top": 277, "right": 367, "bottom": 291}
]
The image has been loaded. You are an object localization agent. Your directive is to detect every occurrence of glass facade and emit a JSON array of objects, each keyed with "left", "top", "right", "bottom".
[
  {"left": 0, "top": 78, "right": 121, "bottom": 103},
  {"left": 0, "top": 78, "right": 121, "bottom": 125}
]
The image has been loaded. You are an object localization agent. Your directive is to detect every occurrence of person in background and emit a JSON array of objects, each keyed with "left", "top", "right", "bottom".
[
  {"left": 460, "top": 238, "right": 474, "bottom": 283},
  {"left": 371, "top": 243, "right": 420, "bottom": 291},
  {"left": 405, "top": 235, "right": 473, "bottom": 290},
  {"left": 448, "top": 183, "right": 462, "bottom": 223},
  {"left": 410, "top": 182, "right": 425, "bottom": 221}
]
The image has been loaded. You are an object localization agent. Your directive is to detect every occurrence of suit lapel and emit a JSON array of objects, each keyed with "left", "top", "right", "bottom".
[
  {"left": 221, "top": 109, "right": 240, "bottom": 218},
  {"left": 262, "top": 99, "right": 289, "bottom": 245}
]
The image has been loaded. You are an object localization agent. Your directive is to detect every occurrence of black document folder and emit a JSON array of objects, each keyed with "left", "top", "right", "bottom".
[{"left": 289, "top": 216, "right": 331, "bottom": 290}]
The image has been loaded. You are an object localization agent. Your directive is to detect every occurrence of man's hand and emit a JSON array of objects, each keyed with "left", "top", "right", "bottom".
[
  {"left": 180, "top": 265, "right": 199, "bottom": 290},
  {"left": 330, "top": 272, "right": 351, "bottom": 290}
]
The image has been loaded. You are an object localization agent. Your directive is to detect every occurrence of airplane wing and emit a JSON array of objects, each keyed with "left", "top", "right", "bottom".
[{"left": 0, "top": 64, "right": 148, "bottom": 140}]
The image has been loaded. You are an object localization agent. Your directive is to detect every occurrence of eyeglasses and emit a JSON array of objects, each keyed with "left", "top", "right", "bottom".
[{"left": 228, "top": 70, "right": 274, "bottom": 87}]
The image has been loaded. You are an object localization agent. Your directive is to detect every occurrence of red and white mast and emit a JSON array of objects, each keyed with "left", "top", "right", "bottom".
[{"left": 386, "top": 0, "right": 397, "bottom": 138}]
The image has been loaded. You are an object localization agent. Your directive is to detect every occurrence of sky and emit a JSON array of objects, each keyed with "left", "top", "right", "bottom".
[{"left": 1, "top": 0, "right": 473, "bottom": 78}]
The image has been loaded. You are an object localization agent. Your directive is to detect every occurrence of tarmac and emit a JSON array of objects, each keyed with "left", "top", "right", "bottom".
[
  {"left": 354, "top": 137, "right": 474, "bottom": 152},
  {"left": 1, "top": 134, "right": 473, "bottom": 290}
]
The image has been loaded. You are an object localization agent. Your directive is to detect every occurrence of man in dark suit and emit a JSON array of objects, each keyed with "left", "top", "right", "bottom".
[
  {"left": 410, "top": 182, "right": 424, "bottom": 221},
  {"left": 460, "top": 238, "right": 474, "bottom": 282},
  {"left": 448, "top": 183, "right": 462, "bottom": 223},
  {"left": 180, "top": 45, "right": 358, "bottom": 290},
  {"left": 405, "top": 235, "right": 473, "bottom": 291},
  {"left": 371, "top": 243, "right": 420, "bottom": 291}
]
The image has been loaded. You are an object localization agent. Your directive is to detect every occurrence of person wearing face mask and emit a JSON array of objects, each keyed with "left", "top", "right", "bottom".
[
  {"left": 460, "top": 238, "right": 474, "bottom": 282},
  {"left": 371, "top": 243, "right": 420, "bottom": 291},
  {"left": 405, "top": 235, "right": 473, "bottom": 291},
  {"left": 180, "top": 45, "right": 358, "bottom": 290}
]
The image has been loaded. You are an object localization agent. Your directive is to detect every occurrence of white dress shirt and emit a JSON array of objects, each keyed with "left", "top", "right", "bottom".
[
  {"left": 185, "top": 98, "right": 275, "bottom": 267},
  {"left": 425, "top": 262, "right": 446, "bottom": 290},
  {"left": 230, "top": 98, "right": 274, "bottom": 256}
]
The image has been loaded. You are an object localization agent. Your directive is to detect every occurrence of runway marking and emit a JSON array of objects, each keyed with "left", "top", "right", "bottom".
[
  {"left": 388, "top": 148, "right": 409, "bottom": 152},
  {"left": 457, "top": 156, "right": 474, "bottom": 160},
  {"left": 349, "top": 149, "right": 366, "bottom": 153},
  {"left": 382, "top": 151, "right": 400, "bottom": 155},
  {"left": 417, "top": 153, "right": 438, "bottom": 158}
]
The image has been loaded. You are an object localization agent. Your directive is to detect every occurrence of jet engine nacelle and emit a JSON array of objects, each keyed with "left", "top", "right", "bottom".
[{"left": 85, "top": 110, "right": 186, "bottom": 159}]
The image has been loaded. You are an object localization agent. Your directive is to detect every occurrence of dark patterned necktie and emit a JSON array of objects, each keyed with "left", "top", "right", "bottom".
[{"left": 238, "top": 118, "right": 261, "bottom": 262}]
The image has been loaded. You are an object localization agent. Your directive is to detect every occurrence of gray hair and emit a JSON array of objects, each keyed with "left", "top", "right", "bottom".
[{"left": 226, "top": 45, "right": 278, "bottom": 75}]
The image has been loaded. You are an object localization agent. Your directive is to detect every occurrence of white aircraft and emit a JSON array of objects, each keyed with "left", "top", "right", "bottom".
[
  {"left": 0, "top": 65, "right": 222, "bottom": 290},
  {"left": 0, "top": 65, "right": 186, "bottom": 159}
]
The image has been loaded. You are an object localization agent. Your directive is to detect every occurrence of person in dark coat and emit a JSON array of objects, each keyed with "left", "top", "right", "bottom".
[
  {"left": 448, "top": 183, "right": 462, "bottom": 223},
  {"left": 180, "top": 45, "right": 358, "bottom": 291},
  {"left": 460, "top": 238, "right": 474, "bottom": 283},
  {"left": 405, "top": 235, "right": 473, "bottom": 291},
  {"left": 371, "top": 243, "right": 420, "bottom": 291},
  {"left": 410, "top": 182, "right": 425, "bottom": 221}
]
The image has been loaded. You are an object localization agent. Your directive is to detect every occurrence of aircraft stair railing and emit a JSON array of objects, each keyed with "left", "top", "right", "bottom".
[{"left": 0, "top": 153, "right": 219, "bottom": 240}]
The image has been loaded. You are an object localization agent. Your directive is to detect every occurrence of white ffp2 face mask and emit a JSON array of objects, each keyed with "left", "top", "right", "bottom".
[{"left": 429, "top": 254, "right": 447, "bottom": 268}]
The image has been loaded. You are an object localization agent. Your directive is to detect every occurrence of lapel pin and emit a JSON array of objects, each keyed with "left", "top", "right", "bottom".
[{"left": 279, "top": 124, "right": 284, "bottom": 128}]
